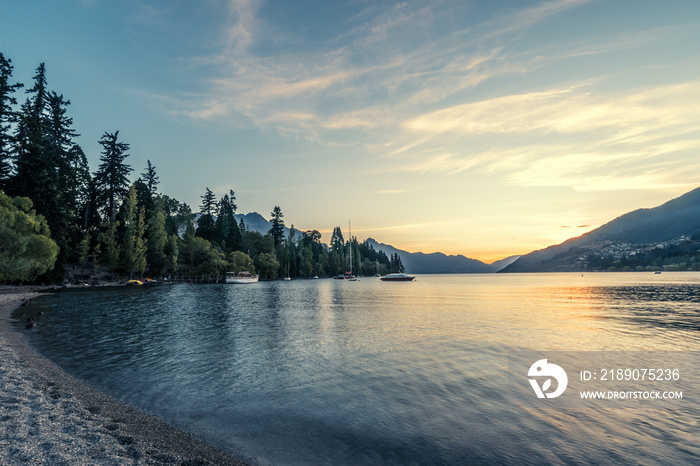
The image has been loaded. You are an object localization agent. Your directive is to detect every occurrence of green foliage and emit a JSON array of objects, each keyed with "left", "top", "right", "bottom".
[
  {"left": 141, "top": 160, "right": 159, "bottom": 197},
  {"left": 0, "top": 53, "right": 23, "bottom": 188},
  {"left": 98, "top": 219, "right": 119, "bottom": 280},
  {"left": 123, "top": 184, "right": 148, "bottom": 279},
  {"left": 241, "top": 230, "right": 274, "bottom": 258},
  {"left": 146, "top": 197, "right": 169, "bottom": 276},
  {"left": 77, "top": 227, "right": 92, "bottom": 275},
  {"left": 268, "top": 206, "right": 285, "bottom": 247},
  {"left": 0, "top": 191, "right": 58, "bottom": 282},
  {"left": 227, "top": 250, "right": 256, "bottom": 274},
  {"left": 94, "top": 130, "right": 131, "bottom": 222},
  {"left": 254, "top": 252, "right": 279, "bottom": 280},
  {"left": 330, "top": 226, "right": 344, "bottom": 252},
  {"left": 0, "top": 53, "right": 408, "bottom": 282},
  {"left": 182, "top": 236, "right": 226, "bottom": 277},
  {"left": 196, "top": 187, "right": 218, "bottom": 243},
  {"left": 216, "top": 190, "right": 241, "bottom": 252},
  {"left": 165, "top": 234, "right": 179, "bottom": 275}
]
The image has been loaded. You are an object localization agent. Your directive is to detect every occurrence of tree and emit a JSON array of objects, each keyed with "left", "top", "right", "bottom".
[
  {"left": 0, "top": 192, "right": 58, "bottom": 283},
  {"left": 42, "top": 91, "right": 80, "bottom": 269},
  {"left": 216, "top": 190, "right": 241, "bottom": 252},
  {"left": 303, "top": 230, "right": 321, "bottom": 245},
  {"left": 165, "top": 233, "right": 179, "bottom": 276},
  {"left": 141, "top": 160, "right": 159, "bottom": 197},
  {"left": 0, "top": 53, "right": 23, "bottom": 189},
  {"left": 254, "top": 252, "right": 279, "bottom": 280},
  {"left": 182, "top": 236, "right": 226, "bottom": 277},
  {"left": 98, "top": 219, "right": 119, "bottom": 280},
  {"left": 242, "top": 230, "right": 274, "bottom": 258},
  {"left": 94, "top": 130, "right": 131, "bottom": 222},
  {"left": 77, "top": 227, "right": 92, "bottom": 276},
  {"left": 268, "top": 206, "right": 285, "bottom": 247},
  {"left": 123, "top": 184, "right": 147, "bottom": 279},
  {"left": 196, "top": 187, "right": 217, "bottom": 243},
  {"left": 7, "top": 64, "right": 80, "bottom": 281},
  {"left": 67, "top": 144, "right": 93, "bottom": 230},
  {"left": 390, "top": 253, "right": 405, "bottom": 273},
  {"left": 227, "top": 250, "right": 256, "bottom": 274},
  {"left": 147, "top": 197, "right": 168, "bottom": 277},
  {"left": 161, "top": 194, "right": 193, "bottom": 237},
  {"left": 10, "top": 64, "right": 48, "bottom": 203},
  {"left": 330, "top": 227, "right": 344, "bottom": 252},
  {"left": 134, "top": 206, "right": 148, "bottom": 278}
]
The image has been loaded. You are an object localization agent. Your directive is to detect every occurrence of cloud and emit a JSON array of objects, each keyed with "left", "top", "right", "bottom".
[
  {"left": 166, "top": 0, "right": 585, "bottom": 134},
  {"left": 142, "top": 0, "right": 699, "bottom": 197},
  {"left": 223, "top": 0, "right": 260, "bottom": 53},
  {"left": 404, "top": 80, "right": 700, "bottom": 138}
]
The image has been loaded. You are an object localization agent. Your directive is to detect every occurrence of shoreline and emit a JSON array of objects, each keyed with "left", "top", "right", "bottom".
[{"left": 0, "top": 286, "right": 246, "bottom": 465}]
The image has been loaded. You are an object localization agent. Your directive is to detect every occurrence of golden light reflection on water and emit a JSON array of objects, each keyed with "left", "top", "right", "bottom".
[{"left": 315, "top": 272, "right": 700, "bottom": 353}]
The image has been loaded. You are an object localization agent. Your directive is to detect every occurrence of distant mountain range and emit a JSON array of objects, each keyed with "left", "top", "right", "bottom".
[
  {"left": 233, "top": 213, "right": 519, "bottom": 273},
  {"left": 235, "top": 212, "right": 291, "bottom": 237},
  {"left": 226, "top": 187, "right": 700, "bottom": 274},
  {"left": 366, "top": 238, "right": 520, "bottom": 274},
  {"left": 501, "top": 186, "right": 700, "bottom": 273}
]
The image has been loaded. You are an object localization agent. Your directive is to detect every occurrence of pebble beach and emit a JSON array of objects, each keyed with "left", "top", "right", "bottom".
[{"left": 0, "top": 287, "right": 245, "bottom": 465}]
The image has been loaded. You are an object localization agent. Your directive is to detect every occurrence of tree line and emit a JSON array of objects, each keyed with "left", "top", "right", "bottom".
[{"left": 0, "top": 53, "right": 403, "bottom": 283}]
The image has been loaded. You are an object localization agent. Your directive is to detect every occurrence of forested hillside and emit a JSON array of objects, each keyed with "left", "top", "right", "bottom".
[{"left": 0, "top": 53, "right": 403, "bottom": 283}]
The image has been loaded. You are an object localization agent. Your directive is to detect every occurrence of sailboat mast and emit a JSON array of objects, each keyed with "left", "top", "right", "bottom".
[{"left": 348, "top": 219, "right": 352, "bottom": 274}]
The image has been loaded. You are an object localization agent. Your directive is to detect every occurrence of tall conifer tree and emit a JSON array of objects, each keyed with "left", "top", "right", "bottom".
[
  {"left": 196, "top": 187, "right": 218, "bottom": 243},
  {"left": 269, "top": 206, "right": 285, "bottom": 247},
  {"left": 0, "top": 52, "right": 23, "bottom": 188},
  {"left": 94, "top": 130, "right": 131, "bottom": 222}
]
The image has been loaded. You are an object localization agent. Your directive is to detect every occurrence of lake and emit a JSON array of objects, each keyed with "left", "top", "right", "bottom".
[{"left": 16, "top": 273, "right": 700, "bottom": 465}]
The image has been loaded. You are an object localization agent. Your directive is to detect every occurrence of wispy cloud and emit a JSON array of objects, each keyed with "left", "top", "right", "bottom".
[
  {"left": 223, "top": 0, "right": 260, "bottom": 53},
  {"left": 161, "top": 0, "right": 590, "bottom": 135},
  {"left": 404, "top": 80, "right": 700, "bottom": 138},
  {"left": 143, "top": 0, "right": 699, "bottom": 197}
]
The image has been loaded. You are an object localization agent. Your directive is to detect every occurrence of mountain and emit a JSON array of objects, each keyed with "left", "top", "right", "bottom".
[
  {"left": 366, "top": 238, "right": 503, "bottom": 274},
  {"left": 501, "top": 187, "right": 700, "bottom": 273},
  {"left": 488, "top": 255, "right": 522, "bottom": 272},
  {"left": 235, "top": 212, "right": 290, "bottom": 237},
  {"left": 233, "top": 213, "right": 519, "bottom": 273}
]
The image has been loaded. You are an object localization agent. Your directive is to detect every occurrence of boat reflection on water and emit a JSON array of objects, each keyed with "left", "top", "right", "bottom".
[
  {"left": 380, "top": 273, "right": 415, "bottom": 281},
  {"left": 225, "top": 271, "right": 259, "bottom": 284}
]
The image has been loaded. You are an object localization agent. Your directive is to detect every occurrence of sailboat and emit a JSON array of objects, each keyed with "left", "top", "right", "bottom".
[{"left": 347, "top": 220, "right": 358, "bottom": 281}]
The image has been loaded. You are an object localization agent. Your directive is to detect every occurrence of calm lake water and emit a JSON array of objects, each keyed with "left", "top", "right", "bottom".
[{"left": 16, "top": 273, "right": 700, "bottom": 465}]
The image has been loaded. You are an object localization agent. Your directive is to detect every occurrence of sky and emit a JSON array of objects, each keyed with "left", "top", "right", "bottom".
[{"left": 2, "top": 0, "right": 700, "bottom": 263}]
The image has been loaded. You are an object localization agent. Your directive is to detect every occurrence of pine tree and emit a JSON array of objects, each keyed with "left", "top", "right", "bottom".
[
  {"left": 8, "top": 64, "right": 81, "bottom": 281},
  {"left": 67, "top": 144, "right": 93, "bottom": 229},
  {"left": 94, "top": 131, "right": 131, "bottom": 223},
  {"left": 269, "top": 206, "right": 285, "bottom": 247},
  {"left": 10, "top": 63, "right": 49, "bottom": 206},
  {"left": 141, "top": 160, "right": 159, "bottom": 197},
  {"left": 216, "top": 190, "right": 241, "bottom": 252},
  {"left": 330, "top": 227, "right": 344, "bottom": 252},
  {"left": 196, "top": 187, "right": 217, "bottom": 243},
  {"left": 42, "top": 91, "right": 80, "bottom": 260},
  {"left": 0, "top": 52, "right": 23, "bottom": 188}
]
